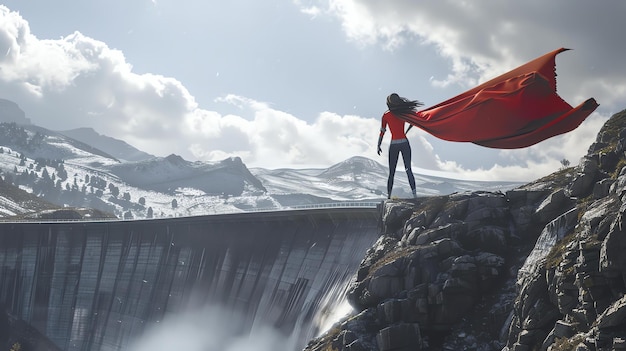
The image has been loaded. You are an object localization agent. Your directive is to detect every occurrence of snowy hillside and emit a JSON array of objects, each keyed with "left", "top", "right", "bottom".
[
  {"left": 59, "top": 127, "right": 154, "bottom": 162},
  {"left": 0, "top": 176, "right": 57, "bottom": 217},
  {"left": 252, "top": 156, "right": 520, "bottom": 202},
  {"left": 0, "top": 121, "right": 523, "bottom": 219},
  {"left": 0, "top": 123, "right": 273, "bottom": 219}
]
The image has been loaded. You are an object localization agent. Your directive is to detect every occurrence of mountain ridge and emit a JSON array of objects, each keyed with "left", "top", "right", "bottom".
[
  {"left": 0, "top": 121, "right": 523, "bottom": 219},
  {"left": 58, "top": 127, "right": 154, "bottom": 162},
  {"left": 0, "top": 99, "right": 31, "bottom": 125},
  {"left": 0, "top": 98, "right": 523, "bottom": 219}
]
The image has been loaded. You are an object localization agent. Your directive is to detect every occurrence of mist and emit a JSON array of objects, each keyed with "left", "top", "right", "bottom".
[{"left": 127, "top": 305, "right": 297, "bottom": 351}]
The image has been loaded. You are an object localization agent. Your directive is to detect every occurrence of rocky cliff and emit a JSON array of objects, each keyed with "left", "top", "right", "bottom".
[{"left": 304, "top": 109, "right": 626, "bottom": 351}]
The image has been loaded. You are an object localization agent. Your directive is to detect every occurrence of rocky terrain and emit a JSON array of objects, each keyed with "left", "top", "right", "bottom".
[{"left": 303, "top": 109, "right": 626, "bottom": 351}]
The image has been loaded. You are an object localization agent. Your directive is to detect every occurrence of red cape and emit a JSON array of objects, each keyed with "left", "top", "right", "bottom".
[{"left": 398, "top": 48, "right": 598, "bottom": 148}]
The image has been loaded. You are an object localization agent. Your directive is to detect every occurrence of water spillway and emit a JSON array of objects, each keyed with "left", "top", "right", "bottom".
[{"left": 0, "top": 206, "right": 381, "bottom": 351}]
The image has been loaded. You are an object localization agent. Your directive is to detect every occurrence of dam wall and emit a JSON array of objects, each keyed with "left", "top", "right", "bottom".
[{"left": 0, "top": 207, "right": 381, "bottom": 351}]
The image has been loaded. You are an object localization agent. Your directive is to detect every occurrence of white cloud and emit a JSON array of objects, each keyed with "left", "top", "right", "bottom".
[
  {"left": 0, "top": 4, "right": 618, "bottom": 182},
  {"left": 185, "top": 95, "right": 381, "bottom": 168},
  {"left": 314, "top": 0, "right": 626, "bottom": 110},
  {"left": 293, "top": 0, "right": 322, "bottom": 18},
  {"left": 286, "top": 0, "right": 624, "bottom": 181},
  {"left": 0, "top": 8, "right": 381, "bottom": 169},
  {"left": 0, "top": 7, "right": 198, "bottom": 154}
]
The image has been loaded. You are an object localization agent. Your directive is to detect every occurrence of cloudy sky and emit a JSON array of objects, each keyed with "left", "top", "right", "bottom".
[{"left": 0, "top": 1, "right": 624, "bottom": 181}]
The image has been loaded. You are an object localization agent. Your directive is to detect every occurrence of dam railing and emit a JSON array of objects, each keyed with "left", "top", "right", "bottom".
[
  {"left": 0, "top": 201, "right": 383, "bottom": 223},
  {"left": 248, "top": 201, "right": 381, "bottom": 212}
]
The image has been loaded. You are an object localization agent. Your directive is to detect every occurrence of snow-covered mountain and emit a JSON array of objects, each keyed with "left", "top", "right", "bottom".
[
  {"left": 0, "top": 122, "right": 273, "bottom": 218},
  {"left": 59, "top": 127, "right": 154, "bottom": 162},
  {"left": 253, "top": 156, "right": 520, "bottom": 202},
  {"left": 0, "top": 120, "right": 523, "bottom": 219}
]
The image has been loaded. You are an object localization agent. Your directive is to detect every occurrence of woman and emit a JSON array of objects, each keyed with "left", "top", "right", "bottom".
[{"left": 377, "top": 93, "right": 422, "bottom": 199}]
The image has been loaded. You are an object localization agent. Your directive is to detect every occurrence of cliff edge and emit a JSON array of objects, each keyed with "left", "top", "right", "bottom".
[{"left": 304, "top": 108, "right": 626, "bottom": 351}]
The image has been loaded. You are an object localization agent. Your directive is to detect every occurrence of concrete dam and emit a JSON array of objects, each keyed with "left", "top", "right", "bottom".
[{"left": 0, "top": 206, "right": 381, "bottom": 351}]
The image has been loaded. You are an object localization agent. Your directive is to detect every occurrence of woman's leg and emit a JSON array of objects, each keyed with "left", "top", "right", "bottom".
[
  {"left": 400, "top": 142, "right": 416, "bottom": 193},
  {"left": 387, "top": 143, "right": 400, "bottom": 198}
]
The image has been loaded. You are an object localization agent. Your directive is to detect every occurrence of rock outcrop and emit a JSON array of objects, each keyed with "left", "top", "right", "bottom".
[
  {"left": 0, "top": 99, "right": 30, "bottom": 125},
  {"left": 303, "top": 109, "right": 626, "bottom": 351}
]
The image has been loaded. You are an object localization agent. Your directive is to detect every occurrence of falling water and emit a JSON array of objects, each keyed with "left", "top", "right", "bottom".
[
  {"left": 0, "top": 208, "right": 380, "bottom": 351},
  {"left": 517, "top": 207, "right": 578, "bottom": 286}
]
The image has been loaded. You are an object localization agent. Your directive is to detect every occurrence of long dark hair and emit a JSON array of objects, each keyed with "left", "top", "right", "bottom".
[{"left": 386, "top": 93, "right": 423, "bottom": 115}]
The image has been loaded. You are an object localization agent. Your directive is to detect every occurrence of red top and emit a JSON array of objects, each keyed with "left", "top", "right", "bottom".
[{"left": 380, "top": 111, "right": 408, "bottom": 140}]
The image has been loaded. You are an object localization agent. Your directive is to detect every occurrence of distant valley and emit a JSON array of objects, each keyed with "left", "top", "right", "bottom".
[{"left": 0, "top": 99, "right": 523, "bottom": 219}]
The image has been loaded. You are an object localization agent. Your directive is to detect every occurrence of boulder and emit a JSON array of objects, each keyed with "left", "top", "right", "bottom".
[
  {"left": 596, "top": 295, "right": 626, "bottom": 329},
  {"left": 567, "top": 164, "right": 598, "bottom": 198},
  {"left": 592, "top": 178, "right": 614, "bottom": 199},
  {"left": 535, "top": 189, "right": 574, "bottom": 224},
  {"left": 382, "top": 201, "right": 417, "bottom": 236},
  {"left": 376, "top": 323, "right": 422, "bottom": 351}
]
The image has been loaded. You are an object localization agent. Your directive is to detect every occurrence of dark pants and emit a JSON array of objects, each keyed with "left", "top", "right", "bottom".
[{"left": 388, "top": 140, "right": 416, "bottom": 197}]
